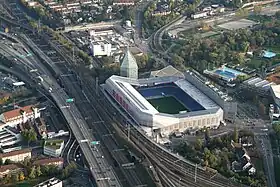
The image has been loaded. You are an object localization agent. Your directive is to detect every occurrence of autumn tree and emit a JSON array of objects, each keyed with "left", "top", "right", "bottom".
[{"left": 19, "top": 171, "right": 25, "bottom": 181}]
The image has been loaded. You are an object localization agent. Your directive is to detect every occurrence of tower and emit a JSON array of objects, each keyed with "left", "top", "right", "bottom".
[{"left": 120, "top": 47, "right": 138, "bottom": 79}]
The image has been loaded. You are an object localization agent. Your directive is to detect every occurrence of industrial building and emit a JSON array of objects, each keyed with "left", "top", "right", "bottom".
[{"left": 103, "top": 75, "right": 224, "bottom": 137}]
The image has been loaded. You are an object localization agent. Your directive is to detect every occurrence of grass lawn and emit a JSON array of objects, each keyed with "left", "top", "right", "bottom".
[{"left": 148, "top": 96, "right": 188, "bottom": 114}]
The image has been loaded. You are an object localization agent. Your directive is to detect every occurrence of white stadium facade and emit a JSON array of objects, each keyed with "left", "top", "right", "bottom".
[{"left": 103, "top": 75, "right": 224, "bottom": 136}]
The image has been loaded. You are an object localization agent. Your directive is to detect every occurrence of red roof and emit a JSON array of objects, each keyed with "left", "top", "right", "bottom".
[
  {"left": 0, "top": 164, "right": 20, "bottom": 173},
  {"left": 0, "top": 148, "right": 32, "bottom": 159},
  {"left": 2, "top": 105, "right": 34, "bottom": 122}
]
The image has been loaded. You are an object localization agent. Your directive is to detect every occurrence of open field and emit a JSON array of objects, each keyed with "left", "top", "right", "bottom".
[{"left": 148, "top": 96, "right": 188, "bottom": 114}]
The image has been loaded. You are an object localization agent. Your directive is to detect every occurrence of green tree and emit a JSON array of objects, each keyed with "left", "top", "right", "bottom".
[
  {"left": 205, "top": 128, "right": 210, "bottom": 143},
  {"left": 11, "top": 173, "right": 19, "bottom": 183},
  {"left": 0, "top": 158, "right": 3, "bottom": 165},
  {"left": 273, "top": 123, "right": 280, "bottom": 136},
  {"left": 29, "top": 166, "right": 36, "bottom": 179},
  {"left": 253, "top": 6, "right": 262, "bottom": 15},
  {"left": 194, "top": 138, "right": 203, "bottom": 150},
  {"left": 4, "top": 159, "right": 12, "bottom": 165},
  {"left": 21, "top": 128, "right": 37, "bottom": 146},
  {"left": 36, "top": 165, "right": 42, "bottom": 177}
]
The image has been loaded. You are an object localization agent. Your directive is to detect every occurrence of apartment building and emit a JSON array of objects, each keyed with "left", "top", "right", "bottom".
[
  {"left": 34, "top": 177, "right": 62, "bottom": 187},
  {"left": 43, "top": 139, "right": 64, "bottom": 157},
  {"left": 0, "top": 148, "right": 32, "bottom": 163}
]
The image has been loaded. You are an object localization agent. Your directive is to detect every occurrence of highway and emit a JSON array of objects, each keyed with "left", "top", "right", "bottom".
[{"left": 0, "top": 32, "right": 121, "bottom": 187}]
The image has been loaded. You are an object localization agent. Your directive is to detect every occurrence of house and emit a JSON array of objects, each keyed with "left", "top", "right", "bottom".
[
  {"left": 0, "top": 164, "right": 23, "bottom": 178},
  {"left": 231, "top": 141, "right": 256, "bottom": 175},
  {"left": 44, "top": 139, "right": 64, "bottom": 157},
  {"left": 0, "top": 148, "right": 32, "bottom": 163},
  {"left": 0, "top": 105, "right": 41, "bottom": 129},
  {"left": 34, "top": 157, "right": 64, "bottom": 170}
]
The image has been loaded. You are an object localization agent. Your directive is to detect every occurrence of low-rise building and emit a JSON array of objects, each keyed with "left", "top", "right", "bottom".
[
  {"left": 113, "top": 0, "right": 135, "bottom": 6},
  {"left": 34, "top": 157, "right": 64, "bottom": 170},
  {"left": 91, "top": 41, "right": 112, "bottom": 56},
  {"left": 0, "top": 164, "right": 23, "bottom": 178},
  {"left": 34, "top": 177, "right": 62, "bottom": 187},
  {"left": 0, "top": 105, "right": 41, "bottom": 129},
  {"left": 0, "top": 148, "right": 31, "bottom": 163},
  {"left": 0, "top": 126, "right": 22, "bottom": 147},
  {"left": 44, "top": 139, "right": 64, "bottom": 157}
]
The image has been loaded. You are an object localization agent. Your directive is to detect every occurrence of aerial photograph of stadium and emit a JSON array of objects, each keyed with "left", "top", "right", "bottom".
[{"left": 103, "top": 75, "right": 223, "bottom": 137}]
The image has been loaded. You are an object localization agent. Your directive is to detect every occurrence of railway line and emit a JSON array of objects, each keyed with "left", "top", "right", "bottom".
[{"left": 80, "top": 78, "right": 243, "bottom": 187}]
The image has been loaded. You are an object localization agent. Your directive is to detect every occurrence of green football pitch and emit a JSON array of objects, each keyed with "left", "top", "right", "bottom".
[{"left": 147, "top": 96, "right": 188, "bottom": 114}]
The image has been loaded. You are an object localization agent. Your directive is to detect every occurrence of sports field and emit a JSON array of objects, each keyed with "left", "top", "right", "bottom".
[{"left": 148, "top": 96, "right": 188, "bottom": 114}]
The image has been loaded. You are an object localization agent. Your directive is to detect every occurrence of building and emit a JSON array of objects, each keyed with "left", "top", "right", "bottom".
[
  {"left": 120, "top": 48, "right": 138, "bottom": 79},
  {"left": 44, "top": 139, "right": 64, "bottom": 157},
  {"left": 150, "top": 65, "right": 185, "bottom": 78},
  {"left": 34, "top": 177, "right": 63, "bottom": 187},
  {"left": 34, "top": 157, "right": 64, "bottom": 169},
  {"left": 91, "top": 41, "right": 112, "bottom": 56},
  {"left": 0, "top": 105, "right": 41, "bottom": 129},
  {"left": 0, "top": 126, "right": 22, "bottom": 147},
  {"left": 231, "top": 141, "right": 256, "bottom": 175},
  {"left": 103, "top": 75, "right": 223, "bottom": 137},
  {"left": 113, "top": 0, "right": 135, "bottom": 6},
  {"left": 270, "top": 84, "right": 280, "bottom": 108},
  {"left": 0, "top": 164, "right": 23, "bottom": 178},
  {"left": 0, "top": 148, "right": 31, "bottom": 163}
]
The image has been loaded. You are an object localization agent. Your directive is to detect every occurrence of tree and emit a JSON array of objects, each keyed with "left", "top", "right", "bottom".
[
  {"left": 36, "top": 165, "right": 42, "bottom": 177},
  {"left": 4, "top": 159, "right": 12, "bottom": 165},
  {"left": 233, "top": 127, "right": 239, "bottom": 143},
  {"left": 11, "top": 173, "right": 19, "bottom": 183},
  {"left": 273, "top": 123, "right": 280, "bottom": 136},
  {"left": 0, "top": 158, "right": 3, "bottom": 165},
  {"left": 204, "top": 128, "right": 210, "bottom": 143},
  {"left": 194, "top": 138, "right": 203, "bottom": 150},
  {"left": 19, "top": 171, "right": 25, "bottom": 181},
  {"left": 21, "top": 128, "right": 37, "bottom": 146},
  {"left": 29, "top": 166, "right": 36, "bottom": 179},
  {"left": 253, "top": 6, "right": 262, "bottom": 15}
]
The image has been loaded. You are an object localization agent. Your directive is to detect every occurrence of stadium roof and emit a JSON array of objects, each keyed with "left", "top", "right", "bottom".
[
  {"left": 107, "top": 75, "right": 219, "bottom": 116},
  {"left": 150, "top": 65, "right": 185, "bottom": 78},
  {"left": 271, "top": 84, "right": 280, "bottom": 99}
]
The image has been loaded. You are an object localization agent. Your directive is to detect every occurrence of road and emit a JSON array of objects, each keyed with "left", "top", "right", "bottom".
[{"left": 0, "top": 33, "right": 121, "bottom": 187}]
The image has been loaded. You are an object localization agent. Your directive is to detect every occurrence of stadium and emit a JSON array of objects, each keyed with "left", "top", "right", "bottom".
[{"left": 103, "top": 75, "right": 223, "bottom": 136}]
